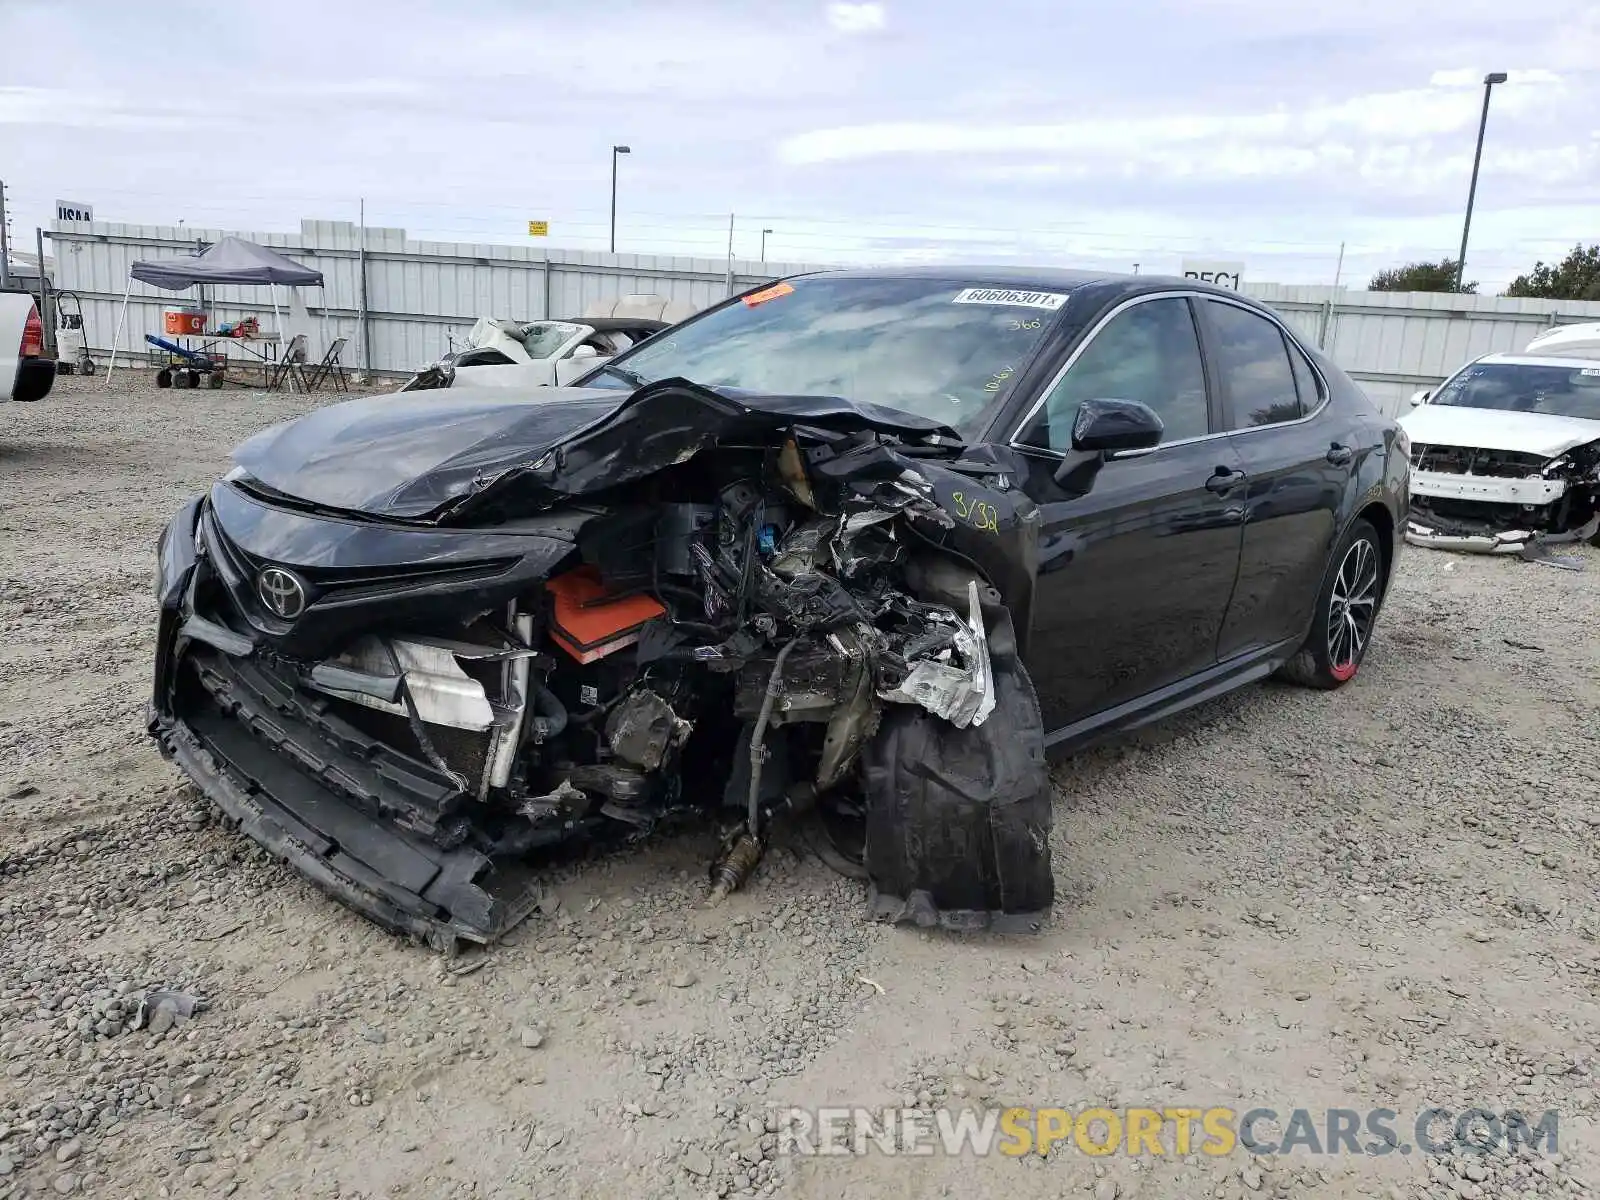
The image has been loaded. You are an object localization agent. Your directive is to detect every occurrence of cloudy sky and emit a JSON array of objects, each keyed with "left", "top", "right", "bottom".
[{"left": 1, "top": 0, "right": 1595, "bottom": 288}]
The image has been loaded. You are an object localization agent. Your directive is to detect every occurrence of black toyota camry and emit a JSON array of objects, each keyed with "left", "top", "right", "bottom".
[{"left": 149, "top": 267, "right": 1409, "bottom": 948}]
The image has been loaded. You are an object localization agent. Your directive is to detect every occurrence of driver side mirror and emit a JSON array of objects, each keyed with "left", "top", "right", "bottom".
[
  {"left": 1072, "top": 398, "right": 1165, "bottom": 453},
  {"left": 1052, "top": 398, "right": 1165, "bottom": 492},
  {"left": 1409, "top": 388, "right": 1431, "bottom": 407}
]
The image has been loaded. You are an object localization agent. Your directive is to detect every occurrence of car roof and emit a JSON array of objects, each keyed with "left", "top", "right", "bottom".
[
  {"left": 782, "top": 264, "right": 1252, "bottom": 304},
  {"left": 789, "top": 264, "right": 1111, "bottom": 289}
]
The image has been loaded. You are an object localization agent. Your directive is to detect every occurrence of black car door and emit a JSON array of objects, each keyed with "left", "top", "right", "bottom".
[
  {"left": 1006, "top": 294, "right": 1248, "bottom": 736},
  {"left": 1195, "top": 298, "right": 1349, "bottom": 659}
]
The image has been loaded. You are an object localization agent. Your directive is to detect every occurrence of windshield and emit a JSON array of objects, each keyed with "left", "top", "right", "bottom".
[
  {"left": 518, "top": 321, "right": 583, "bottom": 359},
  {"left": 586, "top": 275, "right": 1067, "bottom": 432},
  {"left": 1433, "top": 361, "right": 1600, "bottom": 421}
]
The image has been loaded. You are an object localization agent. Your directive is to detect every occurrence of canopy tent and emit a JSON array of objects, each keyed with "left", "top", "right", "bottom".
[
  {"left": 106, "top": 237, "right": 326, "bottom": 377},
  {"left": 129, "top": 236, "right": 324, "bottom": 289}
]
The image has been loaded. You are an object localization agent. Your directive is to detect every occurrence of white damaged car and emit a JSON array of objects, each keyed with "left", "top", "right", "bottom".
[
  {"left": 1400, "top": 339, "right": 1600, "bottom": 554},
  {"left": 398, "top": 316, "right": 673, "bottom": 393}
]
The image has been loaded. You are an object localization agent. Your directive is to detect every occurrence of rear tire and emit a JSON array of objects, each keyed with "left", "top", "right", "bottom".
[{"left": 1276, "top": 518, "right": 1386, "bottom": 690}]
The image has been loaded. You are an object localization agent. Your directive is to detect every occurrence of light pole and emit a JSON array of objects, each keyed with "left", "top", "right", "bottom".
[
  {"left": 760, "top": 228, "right": 773, "bottom": 265},
  {"left": 610, "top": 144, "right": 631, "bottom": 253},
  {"left": 1455, "top": 72, "right": 1506, "bottom": 291}
]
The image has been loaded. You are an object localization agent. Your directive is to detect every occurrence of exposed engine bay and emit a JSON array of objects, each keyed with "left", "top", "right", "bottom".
[
  {"left": 1405, "top": 439, "right": 1600, "bottom": 561},
  {"left": 149, "top": 381, "right": 1055, "bottom": 949}
]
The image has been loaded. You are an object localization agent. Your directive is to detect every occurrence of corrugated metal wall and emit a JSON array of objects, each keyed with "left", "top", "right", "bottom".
[
  {"left": 48, "top": 217, "right": 1600, "bottom": 415},
  {"left": 48, "top": 217, "right": 814, "bottom": 379}
]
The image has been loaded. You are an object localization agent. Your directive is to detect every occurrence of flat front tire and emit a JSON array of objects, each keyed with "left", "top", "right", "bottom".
[{"left": 1276, "top": 518, "right": 1386, "bottom": 690}]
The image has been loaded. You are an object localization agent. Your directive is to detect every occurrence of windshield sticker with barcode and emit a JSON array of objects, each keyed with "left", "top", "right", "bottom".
[
  {"left": 742, "top": 281, "right": 794, "bottom": 307},
  {"left": 1580, "top": 368, "right": 1600, "bottom": 377},
  {"left": 952, "top": 288, "right": 1069, "bottom": 311}
]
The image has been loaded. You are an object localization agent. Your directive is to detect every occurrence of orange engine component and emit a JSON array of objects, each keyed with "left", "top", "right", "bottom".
[{"left": 544, "top": 566, "right": 666, "bottom": 664}]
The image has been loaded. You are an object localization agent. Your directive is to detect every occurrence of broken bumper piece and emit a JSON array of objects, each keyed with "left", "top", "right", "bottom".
[
  {"left": 153, "top": 714, "right": 542, "bottom": 949},
  {"left": 149, "top": 646, "right": 542, "bottom": 951},
  {"left": 1404, "top": 522, "right": 1536, "bottom": 554},
  {"left": 1404, "top": 512, "right": 1599, "bottom": 557}
]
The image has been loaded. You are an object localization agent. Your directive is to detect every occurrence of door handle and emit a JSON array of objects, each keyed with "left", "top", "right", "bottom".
[
  {"left": 1204, "top": 467, "right": 1246, "bottom": 495},
  {"left": 1326, "top": 442, "right": 1355, "bottom": 466}
]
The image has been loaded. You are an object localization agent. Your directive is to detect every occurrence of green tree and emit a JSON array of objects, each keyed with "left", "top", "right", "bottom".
[
  {"left": 1368, "top": 259, "right": 1477, "bottom": 293},
  {"left": 1505, "top": 244, "right": 1600, "bottom": 301}
]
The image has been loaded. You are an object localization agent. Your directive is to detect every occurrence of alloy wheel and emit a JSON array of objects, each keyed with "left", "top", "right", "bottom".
[{"left": 1326, "top": 537, "right": 1379, "bottom": 681}]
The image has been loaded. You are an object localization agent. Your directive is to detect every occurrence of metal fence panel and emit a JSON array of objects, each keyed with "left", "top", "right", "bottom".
[{"left": 48, "top": 217, "right": 1600, "bottom": 414}]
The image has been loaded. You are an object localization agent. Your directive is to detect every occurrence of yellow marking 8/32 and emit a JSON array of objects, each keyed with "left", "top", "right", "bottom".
[{"left": 951, "top": 491, "right": 1001, "bottom": 534}]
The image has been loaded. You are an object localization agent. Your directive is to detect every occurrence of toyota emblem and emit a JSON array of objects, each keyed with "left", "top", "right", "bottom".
[{"left": 256, "top": 567, "right": 307, "bottom": 619}]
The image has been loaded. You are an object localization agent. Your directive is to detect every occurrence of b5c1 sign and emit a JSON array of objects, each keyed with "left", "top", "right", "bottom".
[{"left": 1181, "top": 260, "right": 1243, "bottom": 290}]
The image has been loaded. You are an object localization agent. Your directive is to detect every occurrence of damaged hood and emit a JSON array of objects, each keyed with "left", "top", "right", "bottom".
[
  {"left": 232, "top": 380, "right": 960, "bottom": 521},
  {"left": 1400, "top": 404, "right": 1600, "bottom": 460},
  {"left": 232, "top": 387, "right": 624, "bottom": 518}
]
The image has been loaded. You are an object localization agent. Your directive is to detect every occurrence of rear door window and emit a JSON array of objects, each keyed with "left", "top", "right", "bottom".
[{"left": 1203, "top": 300, "right": 1302, "bottom": 428}]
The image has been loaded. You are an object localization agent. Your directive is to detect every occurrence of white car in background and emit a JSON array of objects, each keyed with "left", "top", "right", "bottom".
[
  {"left": 1522, "top": 321, "right": 1600, "bottom": 361},
  {"left": 399, "top": 295, "right": 699, "bottom": 393},
  {"left": 1, "top": 289, "right": 56, "bottom": 403},
  {"left": 399, "top": 316, "right": 673, "bottom": 392},
  {"left": 1399, "top": 325, "right": 1600, "bottom": 555}
]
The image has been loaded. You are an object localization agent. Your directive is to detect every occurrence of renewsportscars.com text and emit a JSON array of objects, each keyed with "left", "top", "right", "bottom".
[{"left": 772, "top": 1106, "right": 1561, "bottom": 1158}]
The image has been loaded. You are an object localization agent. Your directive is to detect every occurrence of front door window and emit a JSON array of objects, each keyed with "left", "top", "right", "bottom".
[{"left": 1017, "top": 297, "right": 1210, "bottom": 451}]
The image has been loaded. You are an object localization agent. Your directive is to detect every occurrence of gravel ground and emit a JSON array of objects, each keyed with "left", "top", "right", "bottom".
[{"left": 2, "top": 374, "right": 1598, "bottom": 1200}]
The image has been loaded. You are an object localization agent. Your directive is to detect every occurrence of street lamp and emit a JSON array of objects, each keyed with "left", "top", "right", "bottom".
[
  {"left": 610, "top": 145, "right": 631, "bottom": 253},
  {"left": 1455, "top": 72, "right": 1507, "bottom": 291},
  {"left": 760, "top": 228, "right": 773, "bottom": 265}
]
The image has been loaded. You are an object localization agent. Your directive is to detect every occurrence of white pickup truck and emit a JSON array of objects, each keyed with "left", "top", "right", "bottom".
[{"left": 1, "top": 289, "right": 56, "bottom": 403}]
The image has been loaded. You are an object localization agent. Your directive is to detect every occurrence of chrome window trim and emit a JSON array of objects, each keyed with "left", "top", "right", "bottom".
[
  {"left": 1007, "top": 290, "right": 1330, "bottom": 461},
  {"left": 1006, "top": 291, "right": 1197, "bottom": 454}
]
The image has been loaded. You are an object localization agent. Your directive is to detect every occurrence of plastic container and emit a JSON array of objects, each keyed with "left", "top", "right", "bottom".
[{"left": 164, "top": 308, "right": 208, "bottom": 336}]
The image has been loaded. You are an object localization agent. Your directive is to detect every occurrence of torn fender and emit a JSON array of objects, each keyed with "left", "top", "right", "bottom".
[{"left": 861, "top": 654, "right": 1054, "bottom": 933}]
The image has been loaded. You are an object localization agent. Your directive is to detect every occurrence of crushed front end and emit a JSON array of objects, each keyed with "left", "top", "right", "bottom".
[
  {"left": 148, "top": 486, "right": 579, "bottom": 948},
  {"left": 1404, "top": 440, "right": 1600, "bottom": 555},
  {"left": 149, "top": 383, "right": 1055, "bottom": 948}
]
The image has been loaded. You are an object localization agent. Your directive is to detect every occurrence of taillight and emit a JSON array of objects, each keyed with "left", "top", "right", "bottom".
[{"left": 21, "top": 304, "right": 44, "bottom": 357}]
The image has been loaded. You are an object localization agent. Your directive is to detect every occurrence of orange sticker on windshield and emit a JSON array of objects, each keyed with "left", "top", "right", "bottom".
[{"left": 742, "top": 281, "right": 794, "bottom": 307}]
